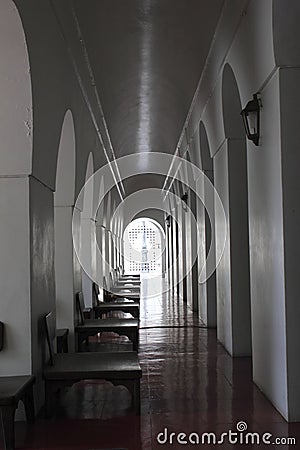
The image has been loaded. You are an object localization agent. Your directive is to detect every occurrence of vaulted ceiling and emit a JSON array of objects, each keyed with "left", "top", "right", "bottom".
[{"left": 74, "top": 0, "right": 224, "bottom": 160}]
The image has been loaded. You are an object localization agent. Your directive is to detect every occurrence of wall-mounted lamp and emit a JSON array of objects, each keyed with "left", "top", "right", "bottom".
[
  {"left": 181, "top": 192, "right": 188, "bottom": 211},
  {"left": 165, "top": 215, "right": 171, "bottom": 228},
  {"left": 241, "top": 93, "right": 261, "bottom": 146}
]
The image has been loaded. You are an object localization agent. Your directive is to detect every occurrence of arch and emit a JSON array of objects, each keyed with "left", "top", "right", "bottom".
[
  {"left": 54, "top": 110, "right": 76, "bottom": 206},
  {"left": 219, "top": 62, "right": 251, "bottom": 356},
  {"left": 123, "top": 217, "right": 165, "bottom": 282},
  {"left": 0, "top": 0, "right": 32, "bottom": 176},
  {"left": 133, "top": 209, "right": 165, "bottom": 231},
  {"left": 82, "top": 152, "right": 95, "bottom": 218},
  {"left": 95, "top": 176, "right": 105, "bottom": 287},
  {"left": 197, "top": 121, "right": 216, "bottom": 326},
  {"left": 81, "top": 152, "right": 95, "bottom": 307},
  {"left": 54, "top": 110, "right": 76, "bottom": 344},
  {"left": 199, "top": 122, "right": 213, "bottom": 173},
  {"left": 222, "top": 64, "right": 244, "bottom": 140}
]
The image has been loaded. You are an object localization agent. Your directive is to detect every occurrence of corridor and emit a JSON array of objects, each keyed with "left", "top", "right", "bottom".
[
  {"left": 8, "top": 277, "right": 300, "bottom": 449},
  {"left": 1, "top": 1, "right": 300, "bottom": 447}
]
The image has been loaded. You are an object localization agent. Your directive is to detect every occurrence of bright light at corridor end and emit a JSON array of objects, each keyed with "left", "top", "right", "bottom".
[{"left": 72, "top": 153, "right": 227, "bottom": 296}]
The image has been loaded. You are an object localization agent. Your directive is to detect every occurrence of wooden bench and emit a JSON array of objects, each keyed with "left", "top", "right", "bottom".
[
  {"left": 43, "top": 312, "right": 142, "bottom": 417},
  {"left": 118, "top": 266, "right": 140, "bottom": 280},
  {"left": 0, "top": 376, "right": 35, "bottom": 450},
  {"left": 114, "top": 269, "right": 141, "bottom": 287},
  {"left": 110, "top": 271, "right": 141, "bottom": 290},
  {"left": 92, "top": 283, "right": 140, "bottom": 319},
  {"left": 104, "top": 278, "right": 141, "bottom": 303},
  {"left": 76, "top": 293, "right": 139, "bottom": 351}
]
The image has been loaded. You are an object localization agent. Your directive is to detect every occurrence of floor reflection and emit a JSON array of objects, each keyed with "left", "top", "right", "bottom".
[{"left": 10, "top": 276, "right": 300, "bottom": 449}]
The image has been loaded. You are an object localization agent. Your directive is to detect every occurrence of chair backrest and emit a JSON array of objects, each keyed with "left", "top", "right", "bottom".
[
  {"left": 103, "top": 276, "right": 110, "bottom": 302},
  {"left": 44, "top": 312, "right": 55, "bottom": 366},
  {"left": 92, "top": 282, "right": 100, "bottom": 307},
  {"left": 109, "top": 272, "right": 113, "bottom": 288},
  {"left": 103, "top": 276, "right": 108, "bottom": 291},
  {"left": 76, "top": 291, "right": 85, "bottom": 325}
]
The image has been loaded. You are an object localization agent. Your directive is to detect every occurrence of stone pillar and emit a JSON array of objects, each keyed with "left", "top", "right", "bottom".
[
  {"left": 54, "top": 203, "right": 75, "bottom": 350},
  {"left": 214, "top": 138, "right": 251, "bottom": 357},
  {"left": 190, "top": 189, "right": 199, "bottom": 312}
]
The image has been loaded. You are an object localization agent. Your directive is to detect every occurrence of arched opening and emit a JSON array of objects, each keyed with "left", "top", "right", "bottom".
[
  {"left": 124, "top": 218, "right": 165, "bottom": 277},
  {"left": 81, "top": 152, "right": 95, "bottom": 307},
  {"left": 95, "top": 175, "right": 105, "bottom": 290},
  {"left": 0, "top": 0, "right": 32, "bottom": 177},
  {"left": 0, "top": 0, "right": 33, "bottom": 376},
  {"left": 54, "top": 110, "right": 76, "bottom": 340},
  {"left": 219, "top": 63, "right": 252, "bottom": 356},
  {"left": 199, "top": 121, "right": 216, "bottom": 327}
]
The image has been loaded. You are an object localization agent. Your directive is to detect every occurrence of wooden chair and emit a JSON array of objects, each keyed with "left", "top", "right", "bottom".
[
  {"left": 0, "top": 376, "right": 35, "bottom": 450},
  {"left": 75, "top": 293, "right": 139, "bottom": 351},
  {"left": 43, "top": 312, "right": 141, "bottom": 416},
  {"left": 92, "top": 283, "right": 140, "bottom": 319},
  {"left": 103, "top": 277, "right": 141, "bottom": 303},
  {"left": 116, "top": 267, "right": 141, "bottom": 283},
  {"left": 114, "top": 268, "right": 140, "bottom": 285},
  {"left": 119, "top": 265, "right": 140, "bottom": 280},
  {"left": 0, "top": 321, "right": 35, "bottom": 450},
  {"left": 109, "top": 271, "right": 140, "bottom": 293}
]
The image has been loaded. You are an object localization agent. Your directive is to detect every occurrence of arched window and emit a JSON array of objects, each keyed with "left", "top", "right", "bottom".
[{"left": 124, "top": 218, "right": 165, "bottom": 275}]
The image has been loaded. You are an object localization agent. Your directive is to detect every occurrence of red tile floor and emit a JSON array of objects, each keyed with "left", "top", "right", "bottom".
[{"left": 4, "top": 276, "right": 300, "bottom": 449}]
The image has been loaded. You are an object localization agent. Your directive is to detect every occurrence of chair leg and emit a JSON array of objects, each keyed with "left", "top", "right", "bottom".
[
  {"left": 45, "top": 382, "right": 56, "bottom": 418},
  {"left": 23, "top": 384, "right": 35, "bottom": 423},
  {"left": 133, "top": 379, "right": 141, "bottom": 415},
  {"left": 132, "top": 329, "right": 139, "bottom": 352},
  {"left": 0, "top": 404, "right": 16, "bottom": 450}
]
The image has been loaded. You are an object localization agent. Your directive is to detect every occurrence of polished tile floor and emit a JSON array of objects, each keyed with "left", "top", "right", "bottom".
[{"left": 5, "top": 276, "right": 300, "bottom": 449}]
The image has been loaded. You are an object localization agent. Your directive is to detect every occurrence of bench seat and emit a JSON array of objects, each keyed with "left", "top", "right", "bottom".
[
  {"left": 94, "top": 301, "right": 140, "bottom": 319},
  {"left": 76, "top": 318, "right": 139, "bottom": 351},
  {"left": 43, "top": 352, "right": 141, "bottom": 416},
  {"left": 44, "top": 351, "right": 141, "bottom": 379},
  {"left": 0, "top": 375, "right": 35, "bottom": 450},
  {"left": 76, "top": 292, "right": 139, "bottom": 351},
  {"left": 43, "top": 312, "right": 142, "bottom": 417},
  {"left": 109, "top": 289, "right": 140, "bottom": 301}
]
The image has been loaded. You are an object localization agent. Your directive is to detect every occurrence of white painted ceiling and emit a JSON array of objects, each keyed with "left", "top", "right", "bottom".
[{"left": 74, "top": 0, "right": 224, "bottom": 162}]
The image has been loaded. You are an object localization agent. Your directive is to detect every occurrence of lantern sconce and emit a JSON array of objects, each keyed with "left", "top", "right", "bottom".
[
  {"left": 181, "top": 192, "right": 188, "bottom": 212},
  {"left": 240, "top": 93, "right": 262, "bottom": 146},
  {"left": 165, "top": 215, "right": 171, "bottom": 228}
]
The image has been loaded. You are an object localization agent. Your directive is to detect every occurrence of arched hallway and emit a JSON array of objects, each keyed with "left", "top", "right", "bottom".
[
  {"left": 1, "top": 0, "right": 300, "bottom": 448},
  {"left": 8, "top": 277, "right": 300, "bottom": 449}
]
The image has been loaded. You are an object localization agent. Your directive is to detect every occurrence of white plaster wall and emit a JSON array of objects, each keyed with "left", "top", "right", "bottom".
[
  {"left": 227, "top": 0, "right": 275, "bottom": 104},
  {"left": 276, "top": 68, "right": 300, "bottom": 421},
  {"left": 248, "top": 71, "right": 288, "bottom": 418},
  {"left": 214, "top": 142, "right": 232, "bottom": 354},
  {"left": 54, "top": 111, "right": 76, "bottom": 207},
  {"left": 228, "top": 139, "right": 251, "bottom": 356},
  {"left": 54, "top": 207, "right": 75, "bottom": 339},
  {"left": 202, "top": 80, "right": 224, "bottom": 157},
  {"left": 187, "top": 0, "right": 275, "bottom": 149},
  {"left": 0, "top": 177, "right": 31, "bottom": 375},
  {"left": 29, "top": 177, "right": 56, "bottom": 374},
  {"left": 196, "top": 175, "right": 208, "bottom": 322},
  {"left": 0, "top": 0, "right": 32, "bottom": 176},
  {"left": 185, "top": 204, "right": 193, "bottom": 307}
]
